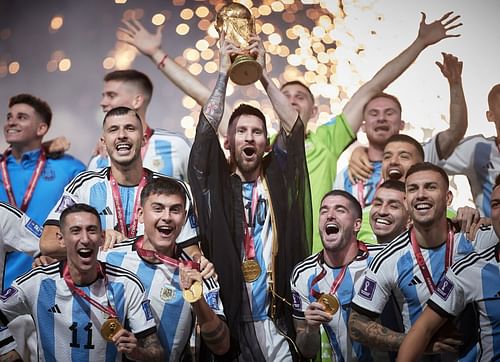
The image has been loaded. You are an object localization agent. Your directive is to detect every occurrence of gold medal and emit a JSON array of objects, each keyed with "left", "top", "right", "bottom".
[
  {"left": 182, "top": 280, "right": 203, "bottom": 303},
  {"left": 101, "top": 318, "right": 123, "bottom": 342},
  {"left": 241, "top": 259, "right": 261, "bottom": 282},
  {"left": 318, "top": 294, "right": 340, "bottom": 315}
]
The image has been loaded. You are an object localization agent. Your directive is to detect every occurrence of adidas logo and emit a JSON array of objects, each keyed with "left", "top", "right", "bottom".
[
  {"left": 99, "top": 207, "right": 113, "bottom": 216},
  {"left": 408, "top": 276, "right": 422, "bottom": 286},
  {"left": 48, "top": 304, "right": 61, "bottom": 313}
]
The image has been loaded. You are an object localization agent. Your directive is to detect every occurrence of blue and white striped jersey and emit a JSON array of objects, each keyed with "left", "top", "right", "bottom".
[
  {"left": 429, "top": 242, "right": 500, "bottom": 361},
  {"left": 0, "top": 261, "right": 156, "bottom": 361},
  {"left": 45, "top": 167, "right": 198, "bottom": 246},
  {"left": 352, "top": 230, "right": 480, "bottom": 332},
  {"left": 88, "top": 128, "right": 191, "bottom": 181},
  {"left": 100, "top": 239, "right": 224, "bottom": 361},
  {"left": 334, "top": 161, "right": 383, "bottom": 208},
  {"left": 290, "top": 244, "right": 385, "bottom": 362}
]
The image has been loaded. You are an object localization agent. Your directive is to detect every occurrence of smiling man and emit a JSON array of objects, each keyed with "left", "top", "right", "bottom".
[
  {"left": 40, "top": 107, "right": 198, "bottom": 258},
  {"left": 0, "top": 203, "right": 163, "bottom": 361}
]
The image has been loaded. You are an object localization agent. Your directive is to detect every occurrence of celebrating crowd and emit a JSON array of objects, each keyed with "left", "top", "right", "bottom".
[{"left": 0, "top": 6, "right": 499, "bottom": 362}]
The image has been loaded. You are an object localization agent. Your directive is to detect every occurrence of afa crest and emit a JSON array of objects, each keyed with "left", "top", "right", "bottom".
[{"left": 160, "top": 285, "right": 176, "bottom": 302}]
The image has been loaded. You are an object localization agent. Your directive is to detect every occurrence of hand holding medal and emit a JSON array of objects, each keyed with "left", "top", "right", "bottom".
[{"left": 180, "top": 262, "right": 203, "bottom": 303}]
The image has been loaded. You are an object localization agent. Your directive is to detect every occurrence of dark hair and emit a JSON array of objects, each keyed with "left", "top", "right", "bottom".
[
  {"left": 321, "top": 189, "right": 362, "bottom": 220},
  {"left": 363, "top": 92, "right": 402, "bottom": 115},
  {"left": 8, "top": 93, "right": 52, "bottom": 128},
  {"left": 378, "top": 179, "right": 406, "bottom": 193},
  {"left": 140, "top": 177, "right": 187, "bottom": 207},
  {"left": 385, "top": 134, "right": 425, "bottom": 162},
  {"left": 280, "top": 80, "right": 315, "bottom": 103},
  {"left": 104, "top": 69, "right": 153, "bottom": 105},
  {"left": 405, "top": 162, "right": 449, "bottom": 189},
  {"left": 494, "top": 174, "right": 500, "bottom": 192},
  {"left": 60, "top": 204, "right": 102, "bottom": 231},
  {"left": 488, "top": 84, "right": 500, "bottom": 110},
  {"left": 227, "top": 103, "right": 268, "bottom": 139},
  {"left": 102, "top": 106, "right": 142, "bottom": 127}
]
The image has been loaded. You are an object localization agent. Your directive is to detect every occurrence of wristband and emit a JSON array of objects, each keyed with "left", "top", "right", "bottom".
[{"left": 157, "top": 53, "right": 168, "bottom": 69}]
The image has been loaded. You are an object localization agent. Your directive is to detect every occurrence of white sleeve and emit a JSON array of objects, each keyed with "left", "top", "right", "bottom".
[
  {"left": 0, "top": 283, "right": 31, "bottom": 352},
  {"left": 125, "top": 284, "right": 157, "bottom": 337},
  {"left": 428, "top": 269, "right": 467, "bottom": 317},
  {"left": 334, "top": 167, "right": 348, "bottom": 190},
  {"left": 202, "top": 277, "right": 225, "bottom": 317},
  {"left": 351, "top": 262, "right": 394, "bottom": 315},
  {"left": 0, "top": 204, "right": 40, "bottom": 255},
  {"left": 473, "top": 226, "right": 499, "bottom": 250},
  {"left": 423, "top": 135, "right": 441, "bottom": 164},
  {"left": 290, "top": 271, "right": 310, "bottom": 320},
  {"left": 434, "top": 136, "right": 478, "bottom": 175},
  {"left": 45, "top": 190, "right": 79, "bottom": 225}
]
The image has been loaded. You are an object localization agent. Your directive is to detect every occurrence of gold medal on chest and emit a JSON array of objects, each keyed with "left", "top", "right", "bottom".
[{"left": 241, "top": 259, "right": 261, "bottom": 283}]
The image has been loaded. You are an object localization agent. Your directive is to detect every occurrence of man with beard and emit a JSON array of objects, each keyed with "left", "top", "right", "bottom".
[
  {"left": 40, "top": 107, "right": 198, "bottom": 258},
  {"left": 188, "top": 35, "right": 310, "bottom": 360},
  {"left": 348, "top": 163, "right": 497, "bottom": 359}
]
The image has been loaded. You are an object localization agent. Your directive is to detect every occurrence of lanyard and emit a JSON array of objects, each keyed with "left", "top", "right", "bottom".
[
  {"left": 109, "top": 169, "right": 148, "bottom": 238},
  {"left": 356, "top": 177, "right": 383, "bottom": 209},
  {"left": 63, "top": 262, "right": 118, "bottom": 318},
  {"left": 310, "top": 241, "right": 368, "bottom": 299},
  {"left": 141, "top": 126, "right": 154, "bottom": 161},
  {"left": 0, "top": 148, "right": 46, "bottom": 212},
  {"left": 135, "top": 236, "right": 199, "bottom": 270},
  {"left": 410, "top": 226, "right": 454, "bottom": 293},
  {"left": 243, "top": 181, "right": 259, "bottom": 261}
]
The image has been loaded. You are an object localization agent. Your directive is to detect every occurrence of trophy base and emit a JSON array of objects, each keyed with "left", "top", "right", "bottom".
[{"left": 230, "top": 55, "right": 262, "bottom": 86}]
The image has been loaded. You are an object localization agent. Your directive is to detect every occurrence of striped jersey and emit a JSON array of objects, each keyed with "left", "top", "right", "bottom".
[
  {"left": 429, "top": 242, "right": 500, "bottom": 361},
  {"left": 99, "top": 238, "right": 224, "bottom": 361},
  {"left": 0, "top": 261, "right": 156, "bottom": 362},
  {"left": 436, "top": 135, "right": 499, "bottom": 217},
  {"left": 45, "top": 167, "right": 198, "bottom": 246},
  {"left": 0, "top": 202, "right": 41, "bottom": 291},
  {"left": 290, "top": 244, "right": 385, "bottom": 362},
  {"left": 351, "top": 229, "right": 486, "bottom": 332},
  {"left": 88, "top": 128, "right": 191, "bottom": 181}
]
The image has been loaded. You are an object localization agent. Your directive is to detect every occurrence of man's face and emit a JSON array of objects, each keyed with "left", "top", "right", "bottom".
[
  {"left": 491, "top": 186, "right": 500, "bottom": 238},
  {"left": 225, "top": 114, "right": 268, "bottom": 178},
  {"left": 382, "top": 141, "right": 423, "bottom": 181},
  {"left": 100, "top": 80, "right": 138, "bottom": 113},
  {"left": 101, "top": 112, "right": 144, "bottom": 167},
  {"left": 363, "top": 97, "right": 404, "bottom": 147},
  {"left": 139, "top": 192, "right": 186, "bottom": 255},
  {"left": 4, "top": 103, "right": 47, "bottom": 147},
  {"left": 281, "top": 83, "right": 317, "bottom": 128},
  {"left": 319, "top": 195, "right": 361, "bottom": 253},
  {"left": 405, "top": 170, "right": 451, "bottom": 228},
  {"left": 370, "top": 187, "right": 408, "bottom": 243},
  {"left": 60, "top": 212, "right": 103, "bottom": 276}
]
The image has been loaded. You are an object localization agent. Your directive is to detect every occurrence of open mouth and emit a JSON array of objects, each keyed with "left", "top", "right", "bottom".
[
  {"left": 77, "top": 248, "right": 93, "bottom": 258},
  {"left": 325, "top": 223, "right": 339, "bottom": 235},
  {"left": 242, "top": 147, "right": 256, "bottom": 157},
  {"left": 387, "top": 168, "right": 403, "bottom": 180},
  {"left": 115, "top": 143, "right": 132, "bottom": 154},
  {"left": 374, "top": 125, "right": 390, "bottom": 132},
  {"left": 415, "top": 203, "right": 432, "bottom": 211},
  {"left": 374, "top": 217, "right": 391, "bottom": 226},
  {"left": 157, "top": 225, "right": 174, "bottom": 237}
]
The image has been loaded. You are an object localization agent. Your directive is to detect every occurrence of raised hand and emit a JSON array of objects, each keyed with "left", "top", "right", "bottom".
[
  {"left": 118, "top": 16, "right": 163, "bottom": 58},
  {"left": 218, "top": 31, "right": 241, "bottom": 74},
  {"left": 417, "top": 12, "right": 462, "bottom": 47},
  {"left": 247, "top": 34, "right": 266, "bottom": 70},
  {"left": 436, "top": 52, "right": 463, "bottom": 84}
]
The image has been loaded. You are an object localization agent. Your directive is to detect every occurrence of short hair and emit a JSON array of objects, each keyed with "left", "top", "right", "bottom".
[
  {"left": 8, "top": 93, "right": 52, "bottom": 128},
  {"left": 493, "top": 174, "right": 500, "bottom": 192},
  {"left": 104, "top": 69, "right": 153, "bottom": 105},
  {"left": 385, "top": 134, "right": 425, "bottom": 162},
  {"left": 405, "top": 162, "right": 449, "bottom": 189},
  {"left": 488, "top": 84, "right": 500, "bottom": 110},
  {"left": 363, "top": 92, "right": 402, "bottom": 115},
  {"left": 227, "top": 103, "right": 268, "bottom": 139},
  {"left": 280, "top": 80, "right": 315, "bottom": 103},
  {"left": 60, "top": 203, "right": 102, "bottom": 231},
  {"left": 321, "top": 189, "right": 362, "bottom": 220},
  {"left": 102, "top": 106, "right": 142, "bottom": 127},
  {"left": 140, "top": 177, "right": 187, "bottom": 207},
  {"left": 378, "top": 179, "right": 406, "bottom": 193}
]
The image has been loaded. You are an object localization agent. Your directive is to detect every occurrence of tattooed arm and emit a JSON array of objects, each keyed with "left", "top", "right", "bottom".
[
  {"left": 114, "top": 329, "right": 164, "bottom": 361},
  {"left": 294, "top": 301, "right": 332, "bottom": 358},
  {"left": 0, "top": 351, "right": 22, "bottom": 362},
  {"left": 348, "top": 308, "right": 405, "bottom": 351}
]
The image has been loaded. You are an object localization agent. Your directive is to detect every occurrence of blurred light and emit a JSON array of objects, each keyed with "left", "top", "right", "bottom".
[
  {"left": 0, "top": 63, "right": 7, "bottom": 78},
  {"left": 173, "top": 0, "right": 185, "bottom": 5},
  {"left": 258, "top": 5, "right": 271, "bottom": 16},
  {"left": 102, "top": 57, "right": 115, "bottom": 69},
  {"left": 59, "top": 58, "right": 71, "bottom": 72},
  {"left": 188, "top": 63, "right": 202, "bottom": 75},
  {"left": 50, "top": 16, "right": 63, "bottom": 31},
  {"left": 185, "top": 48, "right": 200, "bottom": 62},
  {"left": 204, "top": 61, "right": 217, "bottom": 73},
  {"left": 201, "top": 49, "right": 214, "bottom": 60},
  {"left": 198, "top": 19, "right": 211, "bottom": 31},
  {"left": 182, "top": 96, "right": 197, "bottom": 109},
  {"left": 47, "top": 60, "right": 58, "bottom": 72},
  {"left": 185, "top": 127, "right": 196, "bottom": 139},
  {"left": 271, "top": 2, "right": 285, "bottom": 12},
  {"left": 312, "top": 26, "right": 325, "bottom": 38},
  {"left": 286, "top": 29, "right": 297, "bottom": 40},
  {"left": 195, "top": 39, "right": 209, "bottom": 51},
  {"left": 282, "top": 12, "right": 295, "bottom": 24},
  {"left": 152, "top": 13, "right": 165, "bottom": 26},
  {"left": 261, "top": 23, "right": 274, "bottom": 35},
  {"left": 268, "top": 33, "right": 282, "bottom": 45},
  {"left": 181, "top": 115, "right": 195, "bottom": 128},
  {"left": 8, "top": 62, "right": 20, "bottom": 74},
  {"left": 287, "top": 54, "right": 301, "bottom": 66},
  {"left": 176, "top": 23, "right": 190, "bottom": 35},
  {"left": 207, "top": 24, "right": 218, "bottom": 38},
  {"left": 52, "top": 50, "right": 65, "bottom": 61},
  {"left": 317, "top": 52, "right": 329, "bottom": 63},
  {"left": 174, "top": 56, "right": 187, "bottom": 67},
  {"left": 195, "top": 6, "right": 209, "bottom": 18},
  {"left": 278, "top": 46, "right": 290, "bottom": 57},
  {"left": 115, "top": 0, "right": 127, "bottom": 3},
  {"left": 180, "top": 8, "right": 194, "bottom": 20}
]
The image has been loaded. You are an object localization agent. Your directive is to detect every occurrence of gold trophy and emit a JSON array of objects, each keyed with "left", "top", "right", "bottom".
[{"left": 216, "top": 2, "right": 263, "bottom": 86}]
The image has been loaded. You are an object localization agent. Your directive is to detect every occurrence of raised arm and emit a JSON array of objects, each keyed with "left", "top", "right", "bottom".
[
  {"left": 434, "top": 53, "right": 467, "bottom": 159},
  {"left": 249, "top": 36, "right": 298, "bottom": 134},
  {"left": 118, "top": 16, "right": 210, "bottom": 106},
  {"left": 343, "top": 12, "right": 462, "bottom": 134}
]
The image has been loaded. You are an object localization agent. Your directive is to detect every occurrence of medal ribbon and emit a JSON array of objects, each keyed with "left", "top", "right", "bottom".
[
  {"left": 0, "top": 147, "right": 47, "bottom": 212},
  {"left": 140, "top": 126, "right": 154, "bottom": 161},
  {"left": 109, "top": 169, "right": 148, "bottom": 238},
  {"left": 135, "top": 236, "right": 200, "bottom": 271},
  {"left": 310, "top": 241, "right": 368, "bottom": 299},
  {"left": 243, "top": 181, "right": 259, "bottom": 261},
  {"left": 63, "top": 262, "right": 118, "bottom": 318},
  {"left": 410, "top": 225, "right": 454, "bottom": 294},
  {"left": 356, "top": 177, "right": 383, "bottom": 209}
]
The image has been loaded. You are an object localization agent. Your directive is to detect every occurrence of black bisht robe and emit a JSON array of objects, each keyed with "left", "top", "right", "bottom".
[{"left": 188, "top": 112, "right": 312, "bottom": 361}]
